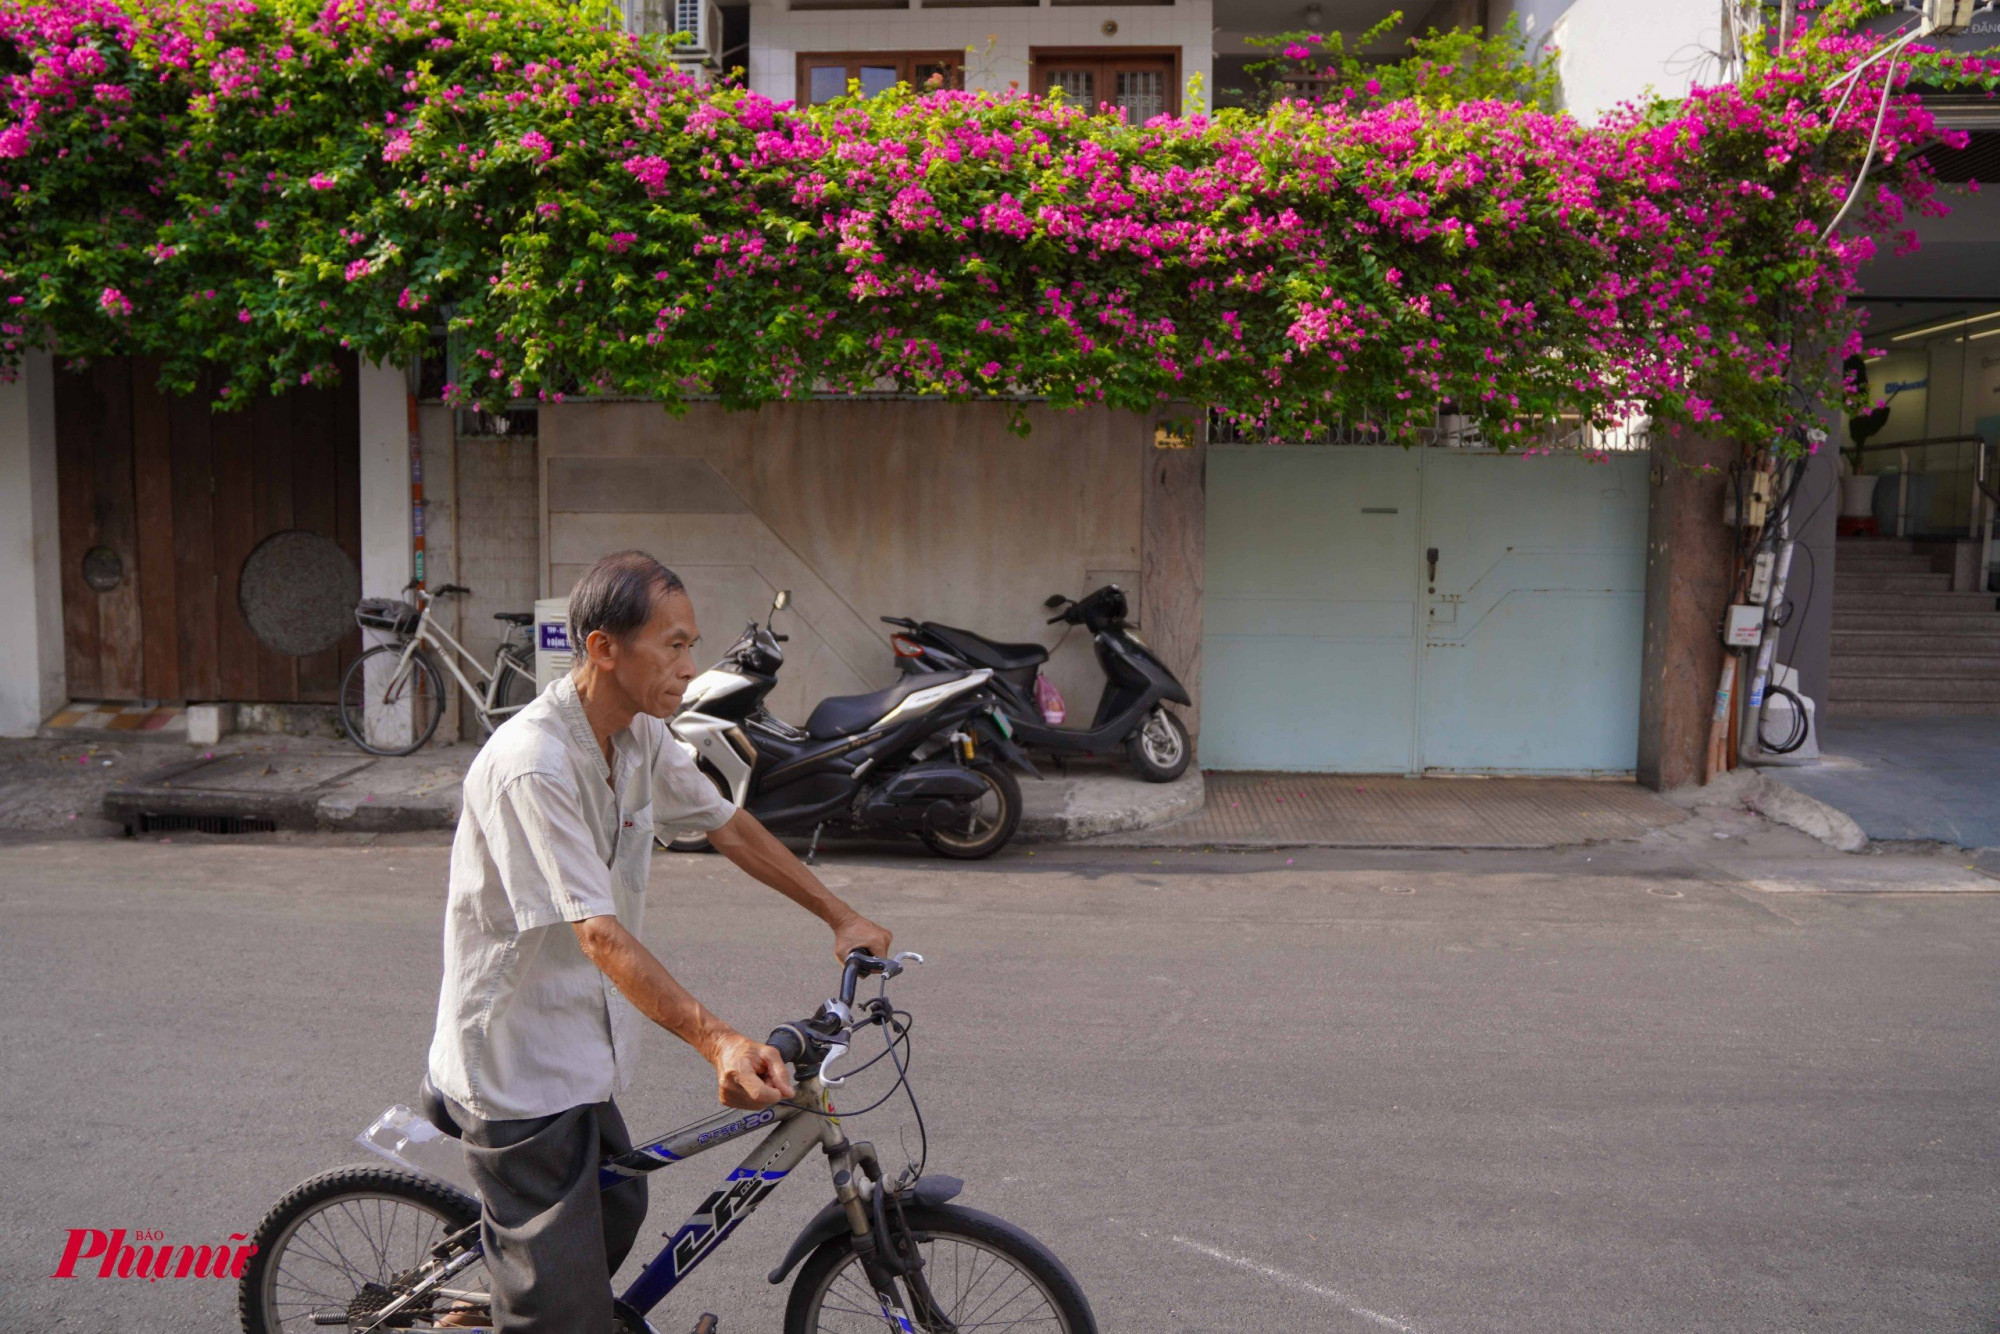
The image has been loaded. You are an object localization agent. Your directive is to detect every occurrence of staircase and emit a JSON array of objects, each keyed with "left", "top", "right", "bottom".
[{"left": 1831, "top": 539, "right": 2000, "bottom": 717}]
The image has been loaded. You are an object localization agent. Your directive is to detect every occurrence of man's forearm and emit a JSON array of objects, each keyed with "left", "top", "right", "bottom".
[
  {"left": 706, "top": 808, "right": 857, "bottom": 929},
  {"left": 571, "top": 915, "right": 734, "bottom": 1062}
]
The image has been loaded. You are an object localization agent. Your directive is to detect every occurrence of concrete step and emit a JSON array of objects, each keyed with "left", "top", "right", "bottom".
[
  {"left": 1832, "top": 591, "right": 2000, "bottom": 613},
  {"left": 1832, "top": 636, "right": 2000, "bottom": 660},
  {"left": 1825, "top": 653, "right": 2000, "bottom": 677},
  {"left": 1831, "top": 612, "right": 2000, "bottom": 634},
  {"left": 1829, "top": 676, "right": 2000, "bottom": 704},
  {"left": 1831, "top": 698, "right": 2000, "bottom": 717},
  {"left": 1836, "top": 553, "right": 1937, "bottom": 571},
  {"left": 1835, "top": 571, "right": 1954, "bottom": 593}
]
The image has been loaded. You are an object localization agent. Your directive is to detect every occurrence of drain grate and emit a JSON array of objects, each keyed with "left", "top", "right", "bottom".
[{"left": 137, "top": 812, "right": 278, "bottom": 836}]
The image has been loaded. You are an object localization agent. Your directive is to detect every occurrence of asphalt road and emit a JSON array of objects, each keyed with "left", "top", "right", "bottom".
[{"left": 2, "top": 831, "right": 1996, "bottom": 1333}]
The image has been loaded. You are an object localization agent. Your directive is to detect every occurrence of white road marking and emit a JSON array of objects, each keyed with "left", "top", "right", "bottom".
[{"left": 1168, "top": 1235, "right": 1425, "bottom": 1334}]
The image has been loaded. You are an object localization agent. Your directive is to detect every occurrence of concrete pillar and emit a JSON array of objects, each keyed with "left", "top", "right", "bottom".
[
  {"left": 358, "top": 360, "right": 413, "bottom": 599},
  {"left": 1140, "top": 420, "right": 1205, "bottom": 743},
  {"left": 1779, "top": 434, "right": 1839, "bottom": 715},
  {"left": 357, "top": 361, "right": 416, "bottom": 747},
  {"left": 0, "top": 354, "right": 66, "bottom": 736},
  {"left": 1637, "top": 426, "right": 1735, "bottom": 791}
]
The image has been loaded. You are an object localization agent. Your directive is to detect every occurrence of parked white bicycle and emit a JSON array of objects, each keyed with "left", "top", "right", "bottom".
[{"left": 339, "top": 584, "right": 538, "bottom": 756}]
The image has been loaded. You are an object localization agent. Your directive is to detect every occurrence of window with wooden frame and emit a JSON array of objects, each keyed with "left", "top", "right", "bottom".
[
  {"left": 1029, "top": 47, "right": 1180, "bottom": 119},
  {"left": 797, "top": 51, "right": 965, "bottom": 105}
]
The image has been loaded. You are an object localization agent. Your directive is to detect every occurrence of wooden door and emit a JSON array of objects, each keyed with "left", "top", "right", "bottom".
[
  {"left": 1031, "top": 48, "right": 1179, "bottom": 118},
  {"left": 55, "top": 357, "right": 362, "bottom": 703}
]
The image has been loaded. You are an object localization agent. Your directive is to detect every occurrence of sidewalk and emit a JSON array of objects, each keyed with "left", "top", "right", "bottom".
[
  {"left": 49, "top": 736, "right": 1200, "bottom": 842},
  {"left": 1090, "top": 771, "right": 1685, "bottom": 849},
  {"left": 1758, "top": 716, "right": 2000, "bottom": 854}
]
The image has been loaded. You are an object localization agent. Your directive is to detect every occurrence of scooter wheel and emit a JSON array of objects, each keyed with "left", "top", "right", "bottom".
[
  {"left": 666, "top": 763, "right": 732, "bottom": 853},
  {"left": 919, "top": 760, "right": 1021, "bottom": 860},
  {"left": 1126, "top": 707, "right": 1191, "bottom": 782}
]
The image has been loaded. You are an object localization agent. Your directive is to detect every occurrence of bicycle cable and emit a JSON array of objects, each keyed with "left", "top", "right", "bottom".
[{"left": 784, "top": 975, "right": 929, "bottom": 1183}]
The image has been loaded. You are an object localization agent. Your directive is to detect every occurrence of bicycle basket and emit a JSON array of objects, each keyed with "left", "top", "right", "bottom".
[{"left": 355, "top": 597, "right": 421, "bottom": 635}]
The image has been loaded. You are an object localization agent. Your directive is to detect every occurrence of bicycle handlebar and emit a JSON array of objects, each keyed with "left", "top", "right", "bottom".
[{"left": 765, "top": 950, "right": 922, "bottom": 1070}]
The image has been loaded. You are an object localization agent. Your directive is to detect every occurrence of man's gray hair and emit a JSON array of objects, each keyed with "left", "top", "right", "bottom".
[{"left": 568, "top": 551, "right": 686, "bottom": 645}]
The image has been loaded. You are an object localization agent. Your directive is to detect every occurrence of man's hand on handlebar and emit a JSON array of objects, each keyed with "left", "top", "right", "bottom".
[
  {"left": 830, "top": 910, "right": 892, "bottom": 964},
  {"left": 709, "top": 1029, "right": 795, "bottom": 1110}
]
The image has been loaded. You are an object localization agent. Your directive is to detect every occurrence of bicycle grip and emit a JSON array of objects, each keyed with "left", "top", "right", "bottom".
[{"left": 766, "top": 1025, "right": 806, "bottom": 1065}]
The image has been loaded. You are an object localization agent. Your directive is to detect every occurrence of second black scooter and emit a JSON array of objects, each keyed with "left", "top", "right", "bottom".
[{"left": 882, "top": 584, "right": 1192, "bottom": 783}]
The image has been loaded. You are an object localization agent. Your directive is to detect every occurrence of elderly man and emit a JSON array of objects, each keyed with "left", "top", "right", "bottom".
[{"left": 427, "top": 550, "right": 892, "bottom": 1332}]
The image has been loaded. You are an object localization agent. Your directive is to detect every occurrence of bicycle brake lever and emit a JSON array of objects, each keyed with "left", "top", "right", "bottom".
[{"left": 816, "top": 1040, "right": 852, "bottom": 1087}]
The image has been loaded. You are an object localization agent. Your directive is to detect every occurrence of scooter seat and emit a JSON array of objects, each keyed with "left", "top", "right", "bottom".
[
  {"left": 920, "top": 623, "right": 1049, "bottom": 673},
  {"left": 805, "top": 673, "right": 979, "bottom": 740}
]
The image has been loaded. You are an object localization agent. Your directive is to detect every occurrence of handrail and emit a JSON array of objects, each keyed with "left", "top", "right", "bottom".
[{"left": 1849, "top": 433, "right": 1985, "bottom": 455}]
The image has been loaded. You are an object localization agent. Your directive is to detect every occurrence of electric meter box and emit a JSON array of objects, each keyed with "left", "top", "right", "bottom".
[
  {"left": 1724, "top": 604, "right": 1765, "bottom": 648},
  {"left": 534, "top": 596, "right": 572, "bottom": 692}
]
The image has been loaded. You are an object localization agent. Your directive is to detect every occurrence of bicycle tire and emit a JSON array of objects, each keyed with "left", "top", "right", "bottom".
[
  {"left": 479, "top": 647, "right": 537, "bottom": 735},
  {"left": 238, "top": 1165, "right": 481, "bottom": 1334},
  {"left": 784, "top": 1201, "right": 1097, "bottom": 1334},
  {"left": 339, "top": 645, "right": 446, "bottom": 756}
]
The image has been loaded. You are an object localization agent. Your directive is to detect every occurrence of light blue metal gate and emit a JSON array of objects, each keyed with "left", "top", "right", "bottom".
[{"left": 1200, "top": 446, "right": 1648, "bottom": 774}]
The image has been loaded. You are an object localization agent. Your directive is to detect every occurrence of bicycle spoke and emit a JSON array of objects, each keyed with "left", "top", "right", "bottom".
[
  {"left": 266, "top": 1191, "right": 485, "bottom": 1334},
  {"left": 809, "top": 1234, "right": 1065, "bottom": 1334}
]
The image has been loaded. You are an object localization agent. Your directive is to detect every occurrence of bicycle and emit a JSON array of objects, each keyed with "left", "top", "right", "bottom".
[
  {"left": 339, "top": 584, "right": 539, "bottom": 757},
  {"left": 236, "top": 951, "right": 1097, "bottom": 1334}
]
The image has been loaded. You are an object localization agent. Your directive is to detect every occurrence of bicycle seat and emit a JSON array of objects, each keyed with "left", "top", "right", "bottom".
[
  {"left": 921, "top": 623, "right": 1048, "bottom": 672},
  {"left": 417, "top": 1074, "right": 463, "bottom": 1140},
  {"left": 804, "top": 672, "right": 978, "bottom": 740},
  {"left": 493, "top": 611, "right": 533, "bottom": 626}
]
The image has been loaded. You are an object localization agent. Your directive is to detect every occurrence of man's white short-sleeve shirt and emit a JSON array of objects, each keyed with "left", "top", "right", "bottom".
[{"left": 427, "top": 674, "right": 735, "bottom": 1120}]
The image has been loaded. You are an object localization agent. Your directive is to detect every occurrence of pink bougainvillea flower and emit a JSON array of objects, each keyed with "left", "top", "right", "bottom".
[
  {"left": 308, "top": 172, "right": 336, "bottom": 190},
  {"left": 98, "top": 287, "right": 131, "bottom": 318},
  {"left": 607, "top": 231, "right": 636, "bottom": 254}
]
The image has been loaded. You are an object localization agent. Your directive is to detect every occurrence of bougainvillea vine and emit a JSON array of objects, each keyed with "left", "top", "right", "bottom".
[{"left": 0, "top": 0, "right": 1994, "bottom": 446}]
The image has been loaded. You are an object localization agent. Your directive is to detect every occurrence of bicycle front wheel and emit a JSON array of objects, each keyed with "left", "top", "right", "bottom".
[
  {"left": 339, "top": 645, "right": 446, "bottom": 756},
  {"left": 784, "top": 1202, "right": 1097, "bottom": 1334}
]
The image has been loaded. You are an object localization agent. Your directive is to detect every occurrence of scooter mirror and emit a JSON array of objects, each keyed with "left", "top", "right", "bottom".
[
  {"left": 1044, "top": 594, "right": 1067, "bottom": 609},
  {"left": 773, "top": 590, "right": 792, "bottom": 612}
]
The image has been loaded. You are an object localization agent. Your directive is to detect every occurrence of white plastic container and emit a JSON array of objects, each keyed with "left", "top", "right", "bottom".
[
  {"left": 534, "top": 596, "right": 572, "bottom": 693},
  {"left": 357, "top": 1104, "right": 475, "bottom": 1194}
]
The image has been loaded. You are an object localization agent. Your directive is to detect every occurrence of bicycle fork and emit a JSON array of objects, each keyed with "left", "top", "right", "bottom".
[{"left": 836, "top": 1142, "right": 955, "bottom": 1334}]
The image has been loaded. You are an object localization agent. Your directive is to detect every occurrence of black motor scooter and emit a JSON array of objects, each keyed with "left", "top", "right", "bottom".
[
  {"left": 882, "top": 584, "right": 1193, "bottom": 782},
  {"left": 670, "top": 592, "right": 1037, "bottom": 859}
]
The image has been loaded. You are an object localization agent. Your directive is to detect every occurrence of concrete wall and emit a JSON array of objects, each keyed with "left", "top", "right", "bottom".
[
  {"left": 0, "top": 354, "right": 65, "bottom": 736},
  {"left": 1524, "top": 0, "right": 1719, "bottom": 122},
  {"left": 538, "top": 400, "right": 1148, "bottom": 729},
  {"left": 453, "top": 425, "right": 541, "bottom": 733},
  {"left": 743, "top": 0, "right": 1214, "bottom": 110}
]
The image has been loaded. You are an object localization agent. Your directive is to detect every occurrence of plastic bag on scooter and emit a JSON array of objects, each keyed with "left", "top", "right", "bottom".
[{"left": 1033, "top": 673, "right": 1067, "bottom": 726}]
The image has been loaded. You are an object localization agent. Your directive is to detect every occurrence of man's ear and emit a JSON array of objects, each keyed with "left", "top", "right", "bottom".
[{"left": 585, "top": 628, "right": 619, "bottom": 668}]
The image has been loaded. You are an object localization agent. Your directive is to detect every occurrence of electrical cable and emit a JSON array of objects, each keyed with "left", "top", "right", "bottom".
[{"left": 1821, "top": 39, "right": 1906, "bottom": 244}]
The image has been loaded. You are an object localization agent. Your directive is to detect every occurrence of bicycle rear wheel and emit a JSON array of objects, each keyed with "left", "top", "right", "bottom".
[
  {"left": 784, "top": 1202, "right": 1096, "bottom": 1334},
  {"left": 238, "top": 1166, "right": 485, "bottom": 1334},
  {"left": 477, "top": 647, "right": 536, "bottom": 736},
  {"left": 339, "top": 645, "right": 446, "bottom": 756}
]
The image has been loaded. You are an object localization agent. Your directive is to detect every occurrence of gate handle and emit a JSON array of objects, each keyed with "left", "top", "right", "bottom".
[{"left": 1426, "top": 547, "right": 1439, "bottom": 583}]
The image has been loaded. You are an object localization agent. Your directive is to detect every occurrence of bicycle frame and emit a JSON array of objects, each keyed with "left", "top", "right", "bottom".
[
  {"left": 599, "top": 1085, "right": 841, "bottom": 1315},
  {"left": 376, "top": 595, "right": 535, "bottom": 730},
  {"left": 371, "top": 1079, "right": 923, "bottom": 1333}
]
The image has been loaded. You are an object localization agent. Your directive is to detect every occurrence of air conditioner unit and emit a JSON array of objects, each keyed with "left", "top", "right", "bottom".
[{"left": 622, "top": 0, "right": 721, "bottom": 63}]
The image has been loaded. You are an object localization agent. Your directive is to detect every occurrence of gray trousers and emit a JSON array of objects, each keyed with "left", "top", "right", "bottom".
[{"left": 445, "top": 1096, "right": 649, "bottom": 1334}]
